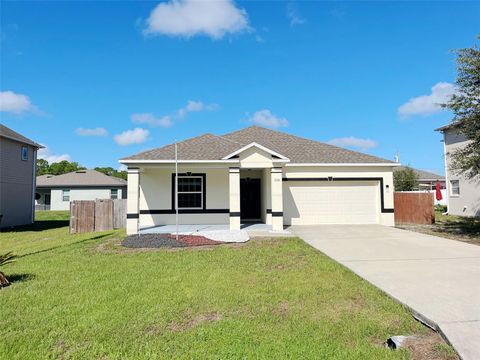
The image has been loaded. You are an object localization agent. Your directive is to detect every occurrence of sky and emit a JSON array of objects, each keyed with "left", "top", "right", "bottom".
[{"left": 1, "top": 1, "right": 479, "bottom": 175}]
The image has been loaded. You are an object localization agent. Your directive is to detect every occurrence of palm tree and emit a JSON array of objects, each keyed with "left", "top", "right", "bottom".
[{"left": 0, "top": 252, "right": 17, "bottom": 288}]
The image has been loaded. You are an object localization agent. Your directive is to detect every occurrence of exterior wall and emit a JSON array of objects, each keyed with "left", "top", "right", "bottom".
[
  {"left": 239, "top": 147, "right": 274, "bottom": 168},
  {"left": 283, "top": 166, "right": 395, "bottom": 226},
  {"left": 444, "top": 129, "right": 480, "bottom": 217},
  {"left": 261, "top": 168, "right": 271, "bottom": 224},
  {"left": 0, "top": 137, "right": 36, "bottom": 228},
  {"left": 138, "top": 167, "right": 230, "bottom": 227},
  {"left": 46, "top": 187, "right": 125, "bottom": 211}
]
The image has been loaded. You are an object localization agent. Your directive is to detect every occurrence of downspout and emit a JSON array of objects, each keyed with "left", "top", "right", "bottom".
[
  {"left": 32, "top": 146, "right": 37, "bottom": 224},
  {"left": 442, "top": 131, "right": 449, "bottom": 215}
]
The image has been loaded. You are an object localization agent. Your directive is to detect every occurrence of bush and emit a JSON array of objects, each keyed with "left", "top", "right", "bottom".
[
  {"left": 0, "top": 252, "right": 17, "bottom": 288},
  {"left": 435, "top": 205, "right": 447, "bottom": 213}
]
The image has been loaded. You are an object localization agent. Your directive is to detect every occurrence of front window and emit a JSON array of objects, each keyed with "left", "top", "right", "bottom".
[
  {"left": 110, "top": 189, "right": 118, "bottom": 199},
  {"left": 62, "top": 189, "right": 70, "bottom": 202},
  {"left": 21, "top": 146, "right": 28, "bottom": 161},
  {"left": 177, "top": 176, "right": 203, "bottom": 209},
  {"left": 450, "top": 180, "right": 460, "bottom": 196}
]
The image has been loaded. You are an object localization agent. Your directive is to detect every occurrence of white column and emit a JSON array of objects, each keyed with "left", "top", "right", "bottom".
[
  {"left": 229, "top": 167, "right": 240, "bottom": 230},
  {"left": 271, "top": 167, "right": 283, "bottom": 231},
  {"left": 126, "top": 168, "right": 140, "bottom": 235}
]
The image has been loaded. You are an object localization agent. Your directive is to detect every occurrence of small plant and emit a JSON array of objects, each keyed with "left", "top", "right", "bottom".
[
  {"left": 0, "top": 252, "right": 17, "bottom": 288},
  {"left": 435, "top": 204, "right": 447, "bottom": 213}
]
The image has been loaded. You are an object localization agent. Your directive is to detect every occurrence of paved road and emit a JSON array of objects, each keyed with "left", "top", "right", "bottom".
[{"left": 291, "top": 225, "right": 480, "bottom": 360}]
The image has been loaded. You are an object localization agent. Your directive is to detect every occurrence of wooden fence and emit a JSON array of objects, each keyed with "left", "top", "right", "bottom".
[
  {"left": 394, "top": 192, "right": 435, "bottom": 225},
  {"left": 70, "top": 199, "right": 126, "bottom": 234}
]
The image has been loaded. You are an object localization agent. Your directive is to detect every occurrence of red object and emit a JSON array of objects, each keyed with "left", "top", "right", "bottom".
[{"left": 435, "top": 181, "right": 443, "bottom": 201}]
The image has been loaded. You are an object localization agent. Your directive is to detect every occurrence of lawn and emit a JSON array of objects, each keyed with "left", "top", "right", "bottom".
[
  {"left": 0, "top": 211, "right": 452, "bottom": 359},
  {"left": 398, "top": 211, "right": 480, "bottom": 246}
]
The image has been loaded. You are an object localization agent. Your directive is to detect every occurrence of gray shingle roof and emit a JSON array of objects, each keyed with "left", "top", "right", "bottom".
[
  {"left": 121, "top": 126, "right": 395, "bottom": 164},
  {"left": 394, "top": 166, "right": 445, "bottom": 181},
  {"left": 37, "top": 170, "right": 127, "bottom": 187},
  {"left": 0, "top": 124, "right": 42, "bottom": 148}
]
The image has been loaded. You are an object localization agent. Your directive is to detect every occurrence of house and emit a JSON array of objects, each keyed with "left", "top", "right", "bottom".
[
  {"left": 393, "top": 166, "right": 446, "bottom": 205},
  {"left": 36, "top": 169, "right": 127, "bottom": 210},
  {"left": 120, "top": 126, "right": 399, "bottom": 235},
  {"left": 0, "top": 124, "right": 43, "bottom": 228},
  {"left": 436, "top": 123, "right": 480, "bottom": 217}
]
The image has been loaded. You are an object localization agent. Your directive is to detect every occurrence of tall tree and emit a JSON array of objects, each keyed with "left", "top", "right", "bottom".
[
  {"left": 393, "top": 167, "right": 419, "bottom": 191},
  {"left": 94, "top": 167, "right": 127, "bottom": 180},
  {"left": 442, "top": 36, "right": 480, "bottom": 179},
  {"left": 48, "top": 160, "right": 85, "bottom": 175},
  {"left": 36, "top": 158, "right": 50, "bottom": 175}
]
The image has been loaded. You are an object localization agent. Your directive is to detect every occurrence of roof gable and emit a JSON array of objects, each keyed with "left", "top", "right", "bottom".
[{"left": 222, "top": 142, "right": 289, "bottom": 161}]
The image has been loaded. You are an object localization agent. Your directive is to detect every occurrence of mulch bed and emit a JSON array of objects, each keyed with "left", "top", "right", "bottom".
[{"left": 122, "top": 233, "right": 220, "bottom": 248}]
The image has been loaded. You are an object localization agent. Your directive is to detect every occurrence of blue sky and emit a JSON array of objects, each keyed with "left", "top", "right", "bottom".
[{"left": 1, "top": 1, "right": 479, "bottom": 174}]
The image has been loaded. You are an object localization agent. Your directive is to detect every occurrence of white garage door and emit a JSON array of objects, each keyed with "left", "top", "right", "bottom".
[{"left": 283, "top": 181, "right": 379, "bottom": 225}]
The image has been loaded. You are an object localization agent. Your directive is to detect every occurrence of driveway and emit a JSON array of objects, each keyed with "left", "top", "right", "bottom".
[{"left": 291, "top": 225, "right": 480, "bottom": 360}]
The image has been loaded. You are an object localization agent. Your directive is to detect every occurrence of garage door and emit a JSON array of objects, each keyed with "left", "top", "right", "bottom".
[{"left": 283, "top": 181, "right": 379, "bottom": 225}]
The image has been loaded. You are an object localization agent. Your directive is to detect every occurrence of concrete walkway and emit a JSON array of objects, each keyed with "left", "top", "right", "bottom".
[{"left": 291, "top": 225, "right": 480, "bottom": 360}]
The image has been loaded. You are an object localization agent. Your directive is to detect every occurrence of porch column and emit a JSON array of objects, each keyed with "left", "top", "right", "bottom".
[
  {"left": 126, "top": 168, "right": 140, "bottom": 235},
  {"left": 271, "top": 167, "right": 283, "bottom": 231},
  {"left": 229, "top": 167, "right": 240, "bottom": 230}
]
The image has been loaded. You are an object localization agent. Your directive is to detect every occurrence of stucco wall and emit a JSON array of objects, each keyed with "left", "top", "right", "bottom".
[
  {"left": 139, "top": 167, "right": 230, "bottom": 226},
  {"left": 0, "top": 137, "right": 36, "bottom": 227},
  {"left": 444, "top": 129, "right": 480, "bottom": 217},
  {"left": 47, "top": 188, "right": 124, "bottom": 211}
]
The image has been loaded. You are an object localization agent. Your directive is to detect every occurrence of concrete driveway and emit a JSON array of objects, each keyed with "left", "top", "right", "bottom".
[{"left": 291, "top": 225, "right": 480, "bottom": 360}]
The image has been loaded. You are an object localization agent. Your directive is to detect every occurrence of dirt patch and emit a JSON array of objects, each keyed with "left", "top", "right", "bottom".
[
  {"left": 167, "top": 311, "right": 222, "bottom": 332},
  {"left": 272, "top": 301, "right": 290, "bottom": 318},
  {"left": 403, "top": 332, "right": 458, "bottom": 360},
  {"left": 50, "top": 340, "right": 71, "bottom": 360}
]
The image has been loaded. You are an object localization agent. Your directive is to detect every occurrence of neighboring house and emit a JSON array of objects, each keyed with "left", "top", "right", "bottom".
[
  {"left": 0, "top": 124, "right": 43, "bottom": 228},
  {"left": 436, "top": 123, "right": 480, "bottom": 217},
  {"left": 36, "top": 170, "right": 127, "bottom": 210},
  {"left": 120, "top": 126, "right": 399, "bottom": 235},
  {"left": 393, "top": 166, "right": 446, "bottom": 205}
]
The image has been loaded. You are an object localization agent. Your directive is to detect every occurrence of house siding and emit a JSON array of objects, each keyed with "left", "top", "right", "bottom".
[
  {"left": 443, "top": 129, "right": 480, "bottom": 217},
  {"left": 38, "top": 187, "right": 126, "bottom": 211},
  {"left": 0, "top": 137, "right": 36, "bottom": 227}
]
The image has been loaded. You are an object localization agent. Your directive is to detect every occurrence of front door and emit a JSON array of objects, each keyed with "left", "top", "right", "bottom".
[{"left": 240, "top": 178, "right": 261, "bottom": 221}]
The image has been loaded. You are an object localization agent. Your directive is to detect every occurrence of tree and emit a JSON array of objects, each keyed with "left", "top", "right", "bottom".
[
  {"left": 442, "top": 36, "right": 480, "bottom": 179},
  {"left": 394, "top": 167, "right": 419, "bottom": 191},
  {"left": 48, "top": 161, "right": 85, "bottom": 175},
  {"left": 94, "top": 167, "right": 127, "bottom": 180},
  {"left": 0, "top": 252, "right": 17, "bottom": 288},
  {"left": 36, "top": 158, "right": 50, "bottom": 176}
]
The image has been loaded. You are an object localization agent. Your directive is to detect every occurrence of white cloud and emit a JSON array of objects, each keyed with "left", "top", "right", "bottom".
[
  {"left": 247, "top": 109, "right": 289, "bottom": 128},
  {"left": 131, "top": 113, "right": 173, "bottom": 128},
  {"left": 38, "top": 145, "right": 71, "bottom": 163},
  {"left": 118, "top": 164, "right": 128, "bottom": 172},
  {"left": 398, "top": 82, "right": 456, "bottom": 118},
  {"left": 286, "top": 3, "right": 306, "bottom": 26},
  {"left": 144, "top": 0, "right": 250, "bottom": 39},
  {"left": 0, "top": 90, "right": 37, "bottom": 114},
  {"left": 75, "top": 127, "right": 108, "bottom": 136},
  {"left": 327, "top": 136, "right": 378, "bottom": 151},
  {"left": 114, "top": 128, "right": 150, "bottom": 146},
  {"left": 177, "top": 100, "right": 218, "bottom": 118}
]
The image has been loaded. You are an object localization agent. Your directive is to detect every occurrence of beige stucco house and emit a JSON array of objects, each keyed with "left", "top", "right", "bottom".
[
  {"left": 36, "top": 170, "right": 127, "bottom": 211},
  {"left": 120, "top": 126, "right": 399, "bottom": 235},
  {"left": 0, "top": 124, "right": 42, "bottom": 228},
  {"left": 436, "top": 123, "right": 480, "bottom": 217}
]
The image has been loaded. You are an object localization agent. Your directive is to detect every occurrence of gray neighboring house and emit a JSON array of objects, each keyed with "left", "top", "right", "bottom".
[
  {"left": 36, "top": 169, "right": 127, "bottom": 211},
  {"left": 0, "top": 124, "right": 43, "bottom": 228},
  {"left": 394, "top": 166, "right": 446, "bottom": 190},
  {"left": 436, "top": 123, "right": 480, "bottom": 217}
]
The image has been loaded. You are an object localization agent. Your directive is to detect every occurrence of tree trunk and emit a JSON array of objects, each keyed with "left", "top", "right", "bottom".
[{"left": 0, "top": 271, "right": 10, "bottom": 288}]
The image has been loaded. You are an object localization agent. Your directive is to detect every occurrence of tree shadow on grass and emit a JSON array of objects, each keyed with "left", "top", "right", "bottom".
[
  {"left": 1, "top": 220, "right": 69, "bottom": 233},
  {"left": 6, "top": 273, "right": 35, "bottom": 284},
  {"left": 435, "top": 217, "right": 480, "bottom": 237}
]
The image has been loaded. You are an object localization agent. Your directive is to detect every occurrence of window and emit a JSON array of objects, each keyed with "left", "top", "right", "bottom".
[
  {"left": 450, "top": 180, "right": 460, "bottom": 196},
  {"left": 62, "top": 189, "right": 70, "bottom": 202},
  {"left": 21, "top": 146, "right": 28, "bottom": 161},
  {"left": 111, "top": 189, "right": 118, "bottom": 199},
  {"left": 176, "top": 176, "right": 203, "bottom": 209}
]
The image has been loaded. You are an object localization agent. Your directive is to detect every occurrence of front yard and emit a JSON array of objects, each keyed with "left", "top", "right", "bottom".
[
  {"left": 398, "top": 211, "right": 480, "bottom": 246},
  {"left": 0, "top": 212, "right": 455, "bottom": 359}
]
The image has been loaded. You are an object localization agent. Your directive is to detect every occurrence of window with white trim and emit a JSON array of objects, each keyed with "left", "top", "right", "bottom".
[
  {"left": 177, "top": 176, "right": 203, "bottom": 209},
  {"left": 450, "top": 180, "right": 460, "bottom": 196},
  {"left": 62, "top": 189, "right": 70, "bottom": 202},
  {"left": 111, "top": 189, "right": 118, "bottom": 199}
]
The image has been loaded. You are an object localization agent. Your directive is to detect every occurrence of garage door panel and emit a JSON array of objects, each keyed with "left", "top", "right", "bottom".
[{"left": 283, "top": 181, "right": 379, "bottom": 225}]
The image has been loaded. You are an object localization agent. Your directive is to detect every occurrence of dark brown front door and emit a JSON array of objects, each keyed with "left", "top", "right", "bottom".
[{"left": 240, "top": 178, "right": 261, "bottom": 221}]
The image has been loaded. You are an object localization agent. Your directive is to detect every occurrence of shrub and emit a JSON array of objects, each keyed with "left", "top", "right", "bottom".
[{"left": 0, "top": 252, "right": 17, "bottom": 288}]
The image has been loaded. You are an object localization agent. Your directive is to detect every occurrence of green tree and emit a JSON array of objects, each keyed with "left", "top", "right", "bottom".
[
  {"left": 48, "top": 161, "right": 86, "bottom": 175},
  {"left": 442, "top": 36, "right": 480, "bottom": 179},
  {"left": 94, "top": 167, "right": 127, "bottom": 180},
  {"left": 393, "top": 167, "right": 419, "bottom": 191},
  {"left": 36, "top": 158, "right": 50, "bottom": 175}
]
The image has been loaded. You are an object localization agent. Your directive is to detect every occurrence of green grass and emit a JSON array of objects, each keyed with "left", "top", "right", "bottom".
[
  {"left": 0, "top": 211, "right": 428, "bottom": 359},
  {"left": 434, "top": 210, "right": 480, "bottom": 244}
]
